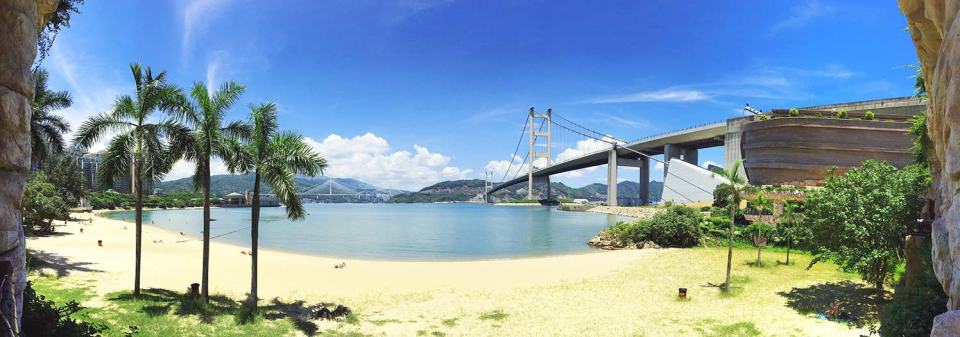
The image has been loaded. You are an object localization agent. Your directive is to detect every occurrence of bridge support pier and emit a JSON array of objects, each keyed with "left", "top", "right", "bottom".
[
  {"left": 639, "top": 157, "right": 649, "bottom": 205},
  {"left": 663, "top": 144, "right": 698, "bottom": 180},
  {"left": 607, "top": 147, "right": 618, "bottom": 206},
  {"left": 618, "top": 157, "right": 649, "bottom": 206}
]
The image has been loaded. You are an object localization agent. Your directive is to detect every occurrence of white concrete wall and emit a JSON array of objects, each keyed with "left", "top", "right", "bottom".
[{"left": 661, "top": 158, "right": 729, "bottom": 204}]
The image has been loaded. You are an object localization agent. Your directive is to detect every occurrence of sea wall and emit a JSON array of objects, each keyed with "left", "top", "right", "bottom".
[{"left": 898, "top": 0, "right": 960, "bottom": 334}]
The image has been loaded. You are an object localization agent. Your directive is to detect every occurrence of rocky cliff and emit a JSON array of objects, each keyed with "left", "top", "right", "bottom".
[
  {"left": 899, "top": 0, "right": 960, "bottom": 334},
  {"left": 0, "top": 0, "right": 59, "bottom": 328}
]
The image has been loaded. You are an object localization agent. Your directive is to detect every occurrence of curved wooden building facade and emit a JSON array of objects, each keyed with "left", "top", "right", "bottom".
[{"left": 741, "top": 117, "right": 914, "bottom": 186}]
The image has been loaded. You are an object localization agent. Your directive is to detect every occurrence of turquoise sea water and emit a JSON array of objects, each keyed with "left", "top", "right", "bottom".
[{"left": 104, "top": 203, "right": 627, "bottom": 260}]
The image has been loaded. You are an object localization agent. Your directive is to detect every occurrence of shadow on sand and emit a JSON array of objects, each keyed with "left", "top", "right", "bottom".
[
  {"left": 108, "top": 288, "right": 346, "bottom": 336},
  {"left": 777, "top": 280, "right": 881, "bottom": 328},
  {"left": 27, "top": 250, "right": 103, "bottom": 277}
]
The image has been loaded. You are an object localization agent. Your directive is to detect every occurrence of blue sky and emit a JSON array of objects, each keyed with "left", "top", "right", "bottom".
[{"left": 45, "top": 0, "right": 919, "bottom": 190}]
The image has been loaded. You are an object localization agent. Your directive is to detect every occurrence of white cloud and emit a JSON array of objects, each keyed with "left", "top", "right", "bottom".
[
  {"left": 654, "top": 162, "right": 664, "bottom": 171},
  {"left": 590, "top": 63, "right": 856, "bottom": 108},
  {"left": 769, "top": 1, "right": 836, "bottom": 35},
  {"left": 303, "top": 133, "right": 468, "bottom": 191},
  {"left": 383, "top": 0, "right": 455, "bottom": 24},
  {"left": 590, "top": 89, "right": 710, "bottom": 104},
  {"left": 47, "top": 45, "right": 127, "bottom": 153},
  {"left": 164, "top": 158, "right": 230, "bottom": 182},
  {"left": 181, "top": 0, "right": 231, "bottom": 58},
  {"left": 599, "top": 114, "right": 650, "bottom": 129},
  {"left": 205, "top": 52, "right": 224, "bottom": 93}
]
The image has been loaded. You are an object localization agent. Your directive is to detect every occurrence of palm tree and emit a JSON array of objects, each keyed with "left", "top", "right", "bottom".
[
  {"left": 168, "top": 81, "right": 246, "bottom": 303},
  {"left": 777, "top": 202, "right": 805, "bottom": 265},
  {"left": 31, "top": 68, "right": 72, "bottom": 167},
  {"left": 73, "top": 63, "right": 181, "bottom": 297},
  {"left": 713, "top": 159, "right": 745, "bottom": 290},
  {"left": 224, "top": 102, "right": 326, "bottom": 313}
]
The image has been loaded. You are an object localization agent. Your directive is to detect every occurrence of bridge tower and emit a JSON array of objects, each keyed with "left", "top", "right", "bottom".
[
  {"left": 484, "top": 171, "right": 494, "bottom": 203},
  {"left": 527, "top": 108, "right": 551, "bottom": 200}
]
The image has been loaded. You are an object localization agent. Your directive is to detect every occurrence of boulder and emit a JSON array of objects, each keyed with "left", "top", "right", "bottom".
[{"left": 931, "top": 310, "right": 960, "bottom": 337}]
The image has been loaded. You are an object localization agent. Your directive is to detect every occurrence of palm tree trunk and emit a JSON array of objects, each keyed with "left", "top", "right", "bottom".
[
  {"left": 201, "top": 159, "right": 211, "bottom": 303},
  {"left": 756, "top": 243, "right": 761, "bottom": 267},
  {"left": 786, "top": 239, "right": 791, "bottom": 265},
  {"left": 724, "top": 203, "right": 734, "bottom": 289},
  {"left": 248, "top": 170, "right": 261, "bottom": 313},
  {"left": 134, "top": 159, "right": 143, "bottom": 297}
]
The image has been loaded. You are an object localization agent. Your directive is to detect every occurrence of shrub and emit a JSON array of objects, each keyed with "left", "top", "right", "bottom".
[
  {"left": 607, "top": 205, "right": 703, "bottom": 247},
  {"left": 815, "top": 111, "right": 823, "bottom": 118},
  {"left": 836, "top": 109, "right": 848, "bottom": 119},
  {"left": 712, "top": 183, "right": 733, "bottom": 208},
  {"left": 21, "top": 282, "right": 104, "bottom": 337},
  {"left": 864, "top": 110, "right": 875, "bottom": 120},
  {"left": 757, "top": 114, "right": 770, "bottom": 121},
  {"left": 788, "top": 108, "right": 800, "bottom": 117},
  {"left": 644, "top": 205, "right": 703, "bottom": 247}
]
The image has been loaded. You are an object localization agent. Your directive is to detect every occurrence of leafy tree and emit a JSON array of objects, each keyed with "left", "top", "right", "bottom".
[
  {"left": 804, "top": 160, "right": 926, "bottom": 300},
  {"left": 167, "top": 81, "right": 246, "bottom": 303},
  {"left": 224, "top": 102, "right": 326, "bottom": 313},
  {"left": 775, "top": 202, "right": 807, "bottom": 265},
  {"left": 712, "top": 183, "right": 732, "bottom": 208},
  {"left": 712, "top": 159, "right": 746, "bottom": 290},
  {"left": 22, "top": 172, "right": 69, "bottom": 234},
  {"left": 46, "top": 155, "right": 85, "bottom": 207},
  {"left": 73, "top": 63, "right": 182, "bottom": 297},
  {"left": 31, "top": 68, "right": 72, "bottom": 167},
  {"left": 747, "top": 222, "right": 773, "bottom": 267},
  {"left": 747, "top": 192, "right": 774, "bottom": 267}
]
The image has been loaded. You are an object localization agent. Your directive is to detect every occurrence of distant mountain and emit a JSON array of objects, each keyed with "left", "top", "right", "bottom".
[
  {"left": 388, "top": 179, "right": 664, "bottom": 204},
  {"left": 157, "top": 174, "right": 407, "bottom": 202}
]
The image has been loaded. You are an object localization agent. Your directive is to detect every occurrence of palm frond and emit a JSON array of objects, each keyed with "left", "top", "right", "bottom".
[
  {"left": 72, "top": 110, "right": 133, "bottom": 150},
  {"left": 209, "top": 81, "right": 246, "bottom": 119},
  {"left": 271, "top": 131, "right": 327, "bottom": 177},
  {"left": 97, "top": 131, "right": 135, "bottom": 189},
  {"left": 263, "top": 163, "right": 304, "bottom": 220},
  {"left": 222, "top": 120, "right": 252, "bottom": 142}
]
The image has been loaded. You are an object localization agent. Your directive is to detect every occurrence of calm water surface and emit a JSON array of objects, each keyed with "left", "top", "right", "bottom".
[{"left": 105, "top": 203, "right": 627, "bottom": 260}]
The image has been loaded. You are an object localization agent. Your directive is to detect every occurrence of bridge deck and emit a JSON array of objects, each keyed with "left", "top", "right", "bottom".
[{"left": 488, "top": 121, "right": 727, "bottom": 194}]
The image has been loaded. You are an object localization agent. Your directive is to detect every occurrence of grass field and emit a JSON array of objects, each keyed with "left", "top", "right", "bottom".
[{"left": 31, "top": 247, "right": 874, "bottom": 337}]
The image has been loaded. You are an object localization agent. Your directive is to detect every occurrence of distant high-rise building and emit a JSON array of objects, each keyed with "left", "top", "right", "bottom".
[{"left": 80, "top": 152, "right": 101, "bottom": 191}]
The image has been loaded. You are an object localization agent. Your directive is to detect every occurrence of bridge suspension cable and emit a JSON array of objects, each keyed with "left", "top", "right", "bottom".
[{"left": 498, "top": 115, "right": 530, "bottom": 183}]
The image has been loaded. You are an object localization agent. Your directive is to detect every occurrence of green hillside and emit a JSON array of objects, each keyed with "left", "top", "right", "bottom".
[{"left": 388, "top": 179, "right": 664, "bottom": 203}]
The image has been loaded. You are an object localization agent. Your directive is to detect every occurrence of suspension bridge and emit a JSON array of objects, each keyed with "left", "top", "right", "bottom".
[{"left": 484, "top": 107, "right": 753, "bottom": 205}]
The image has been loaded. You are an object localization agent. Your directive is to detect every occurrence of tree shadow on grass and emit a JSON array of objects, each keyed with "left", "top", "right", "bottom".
[
  {"left": 27, "top": 249, "right": 102, "bottom": 277},
  {"left": 777, "top": 281, "right": 881, "bottom": 328},
  {"left": 106, "top": 288, "right": 348, "bottom": 336}
]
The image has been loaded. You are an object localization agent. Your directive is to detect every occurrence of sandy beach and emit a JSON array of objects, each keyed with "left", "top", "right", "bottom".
[
  {"left": 28, "top": 211, "right": 648, "bottom": 300},
  {"left": 27, "top": 211, "right": 870, "bottom": 336}
]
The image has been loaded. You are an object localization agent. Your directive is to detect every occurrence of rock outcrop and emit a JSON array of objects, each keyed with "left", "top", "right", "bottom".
[
  {"left": 587, "top": 230, "right": 661, "bottom": 250},
  {"left": 0, "top": 0, "right": 57, "bottom": 330},
  {"left": 899, "top": 0, "right": 960, "bottom": 334}
]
